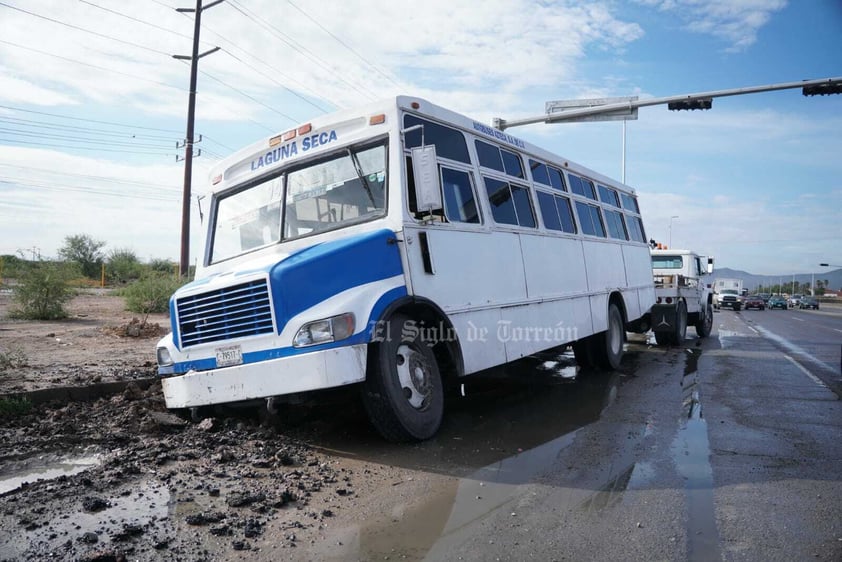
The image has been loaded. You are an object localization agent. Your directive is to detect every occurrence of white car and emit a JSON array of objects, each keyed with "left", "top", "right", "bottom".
[{"left": 787, "top": 294, "right": 803, "bottom": 308}]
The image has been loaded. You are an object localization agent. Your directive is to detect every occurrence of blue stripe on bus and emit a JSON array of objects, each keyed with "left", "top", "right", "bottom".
[
  {"left": 165, "top": 285, "right": 408, "bottom": 373},
  {"left": 269, "top": 229, "right": 403, "bottom": 329}
]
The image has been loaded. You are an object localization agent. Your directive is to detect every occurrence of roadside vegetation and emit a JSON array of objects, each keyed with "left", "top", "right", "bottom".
[
  {"left": 0, "top": 396, "right": 32, "bottom": 418},
  {"left": 1, "top": 233, "right": 189, "bottom": 322}
]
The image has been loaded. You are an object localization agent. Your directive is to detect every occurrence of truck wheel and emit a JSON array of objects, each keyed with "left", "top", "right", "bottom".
[
  {"left": 695, "top": 303, "right": 713, "bottom": 338},
  {"left": 594, "top": 303, "right": 624, "bottom": 370},
  {"left": 361, "top": 314, "right": 444, "bottom": 442},
  {"left": 673, "top": 301, "right": 688, "bottom": 343},
  {"left": 654, "top": 330, "right": 674, "bottom": 346}
]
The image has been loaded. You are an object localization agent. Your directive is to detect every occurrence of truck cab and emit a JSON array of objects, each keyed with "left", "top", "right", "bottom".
[{"left": 650, "top": 249, "right": 715, "bottom": 345}]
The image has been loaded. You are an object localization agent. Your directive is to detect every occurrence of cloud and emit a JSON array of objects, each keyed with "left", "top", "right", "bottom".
[{"left": 635, "top": 0, "right": 787, "bottom": 51}]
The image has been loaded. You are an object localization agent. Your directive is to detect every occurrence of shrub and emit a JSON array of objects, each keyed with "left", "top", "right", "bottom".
[
  {"left": 107, "top": 248, "right": 144, "bottom": 284},
  {"left": 0, "top": 397, "right": 32, "bottom": 418},
  {"left": 9, "top": 261, "right": 76, "bottom": 320},
  {"left": 0, "top": 346, "right": 27, "bottom": 371},
  {"left": 122, "top": 274, "right": 186, "bottom": 315}
]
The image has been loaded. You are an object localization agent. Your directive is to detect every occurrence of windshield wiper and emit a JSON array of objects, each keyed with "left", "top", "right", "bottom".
[{"left": 347, "top": 148, "right": 376, "bottom": 206}]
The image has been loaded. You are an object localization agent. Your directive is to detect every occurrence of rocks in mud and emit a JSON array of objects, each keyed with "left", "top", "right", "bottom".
[
  {"left": 185, "top": 511, "right": 226, "bottom": 526},
  {"left": 226, "top": 491, "right": 266, "bottom": 508},
  {"left": 81, "top": 496, "right": 110, "bottom": 512},
  {"left": 147, "top": 410, "right": 188, "bottom": 428}
]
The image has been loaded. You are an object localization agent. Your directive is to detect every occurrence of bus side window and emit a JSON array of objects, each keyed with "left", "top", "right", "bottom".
[
  {"left": 441, "top": 167, "right": 480, "bottom": 224},
  {"left": 575, "top": 201, "right": 606, "bottom": 237}
]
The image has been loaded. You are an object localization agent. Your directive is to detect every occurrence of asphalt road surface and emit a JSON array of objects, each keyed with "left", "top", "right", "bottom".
[{"left": 298, "top": 305, "right": 842, "bottom": 561}]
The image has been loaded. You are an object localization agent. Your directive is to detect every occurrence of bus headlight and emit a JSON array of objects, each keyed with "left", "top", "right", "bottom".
[
  {"left": 157, "top": 347, "right": 173, "bottom": 366},
  {"left": 293, "top": 313, "right": 355, "bottom": 347}
]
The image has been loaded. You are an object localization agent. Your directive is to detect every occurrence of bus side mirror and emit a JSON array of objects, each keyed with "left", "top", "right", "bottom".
[
  {"left": 707, "top": 257, "right": 714, "bottom": 274},
  {"left": 411, "top": 145, "right": 443, "bottom": 214}
]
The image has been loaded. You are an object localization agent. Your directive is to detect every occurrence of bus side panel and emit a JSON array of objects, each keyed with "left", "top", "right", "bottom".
[
  {"left": 581, "top": 241, "right": 627, "bottom": 333},
  {"left": 403, "top": 227, "right": 527, "bottom": 311},
  {"left": 448, "top": 309, "right": 507, "bottom": 374},
  {"left": 519, "top": 234, "right": 588, "bottom": 299},
  {"left": 500, "top": 296, "right": 591, "bottom": 362},
  {"left": 622, "top": 244, "right": 657, "bottom": 321}
]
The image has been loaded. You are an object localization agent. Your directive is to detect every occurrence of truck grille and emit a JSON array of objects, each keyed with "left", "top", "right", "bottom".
[{"left": 176, "top": 279, "right": 274, "bottom": 347}]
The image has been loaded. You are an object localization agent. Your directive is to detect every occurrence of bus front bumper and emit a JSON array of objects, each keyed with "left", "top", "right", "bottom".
[{"left": 161, "top": 344, "right": 368, "bottom": 409}]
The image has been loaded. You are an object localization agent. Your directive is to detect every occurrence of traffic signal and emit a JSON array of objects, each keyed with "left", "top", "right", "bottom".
[
  {"left": 802, "top": 83, "right": 842, "bottom": 96},
  {"left": 668, "top": 98, "right": 713, "bottom": 111}
]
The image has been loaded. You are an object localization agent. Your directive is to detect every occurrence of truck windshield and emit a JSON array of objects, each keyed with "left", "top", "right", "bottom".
[
  {"left": 652, "top": 255, "right": 683, "bottom": 269},
  {"left": 210, "top": 142, "right": 387, "bottom": 263}
]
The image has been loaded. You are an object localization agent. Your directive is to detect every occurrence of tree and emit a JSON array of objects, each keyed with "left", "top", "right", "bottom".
[
  {"left": 106, "top": 248, "right": 143, "bottom": 284},
  {"left": 58, "top": 234, "right": 105, "bottom": 279}
]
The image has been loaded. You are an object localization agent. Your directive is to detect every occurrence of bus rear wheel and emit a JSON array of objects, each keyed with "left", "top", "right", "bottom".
[
  {"left": 594, "top": 302, "right": 624, "bottom": 370},
  {"left": 361, "top": 313, "right": 444, "bottom": 442}
]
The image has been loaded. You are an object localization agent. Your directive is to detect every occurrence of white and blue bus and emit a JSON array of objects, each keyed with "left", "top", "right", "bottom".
[{"left": 155, "top": 96, "right": 655, "bottom": 441}]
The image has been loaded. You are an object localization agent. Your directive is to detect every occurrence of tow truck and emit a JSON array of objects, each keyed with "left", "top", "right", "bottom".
[{"left": 649, "top": 246, "right": 715, "bottom": 345}]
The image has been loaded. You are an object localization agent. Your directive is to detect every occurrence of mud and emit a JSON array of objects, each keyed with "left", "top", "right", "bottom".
[{"left": 0, "top": 289, "right": 429, "bottom": 561}]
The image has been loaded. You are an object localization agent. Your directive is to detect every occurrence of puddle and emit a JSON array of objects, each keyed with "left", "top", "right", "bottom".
[
  {"left": 1, "top": 480, "right": 172, "bottom": 560},
  {"left": 672, "top": 348, "right": 721, "bottom": 561},
  {"left": 579, "top": 461, "right": 655, "bottom": 513},
  {"left": 0, "top": 450, "right": 102, "bottom": 495}
]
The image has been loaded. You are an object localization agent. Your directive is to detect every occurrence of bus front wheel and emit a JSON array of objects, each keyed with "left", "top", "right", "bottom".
[{"left": 361, "top": 313, "right": 444, "bottom": 442}]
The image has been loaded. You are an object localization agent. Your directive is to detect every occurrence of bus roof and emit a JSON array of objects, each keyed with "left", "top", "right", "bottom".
[{"left": 208, "top": 95, "right": 638, "bottom": 197}]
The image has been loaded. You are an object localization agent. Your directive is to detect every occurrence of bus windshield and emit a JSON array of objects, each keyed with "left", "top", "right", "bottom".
[{"left": 210, "top": 142, "right": 387, "bottom": 263}]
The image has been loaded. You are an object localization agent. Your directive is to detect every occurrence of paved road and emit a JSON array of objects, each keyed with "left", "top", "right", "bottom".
[{"left": 300, "top": 306, "right": 842, "bottom": 561}]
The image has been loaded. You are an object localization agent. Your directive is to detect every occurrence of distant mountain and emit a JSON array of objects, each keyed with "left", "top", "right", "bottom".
[{"left": 714, "top": 267, "right": 842, "bottom": 293}]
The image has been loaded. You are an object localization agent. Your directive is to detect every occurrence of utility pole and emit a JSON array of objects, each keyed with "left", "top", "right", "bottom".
[{"left": 173, "top": 0, "right": 222, "bottom": 278}]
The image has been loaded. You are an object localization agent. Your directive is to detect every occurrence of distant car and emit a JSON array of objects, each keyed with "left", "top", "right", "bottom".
[
  {"left": 758, "top": 293, "right": 772, "bottom": 303},
  {"left": 787, "top": 294, "right": 804, "bottom": 308},
  {"left": 768, "top": 296, "right": 788, "bottom": 309},
  {"left": 799, "top": 297, "right": 819, "bottom": 310},
  {"left": 743, "top": 295, "right": 766, "bottom": 310}
]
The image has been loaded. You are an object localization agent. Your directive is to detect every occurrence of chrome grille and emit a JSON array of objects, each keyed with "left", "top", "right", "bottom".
[{"left": 176, "top": 279, "right": 274, "bottom": 347}]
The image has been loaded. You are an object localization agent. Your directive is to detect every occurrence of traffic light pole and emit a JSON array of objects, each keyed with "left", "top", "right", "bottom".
[{"left": 492, "top": 76, "right": 842, "bottom": 131}]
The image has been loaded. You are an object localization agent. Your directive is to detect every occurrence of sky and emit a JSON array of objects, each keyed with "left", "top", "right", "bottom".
[{"left": 0, "top": 0, "right": 840, "bottom": 277}]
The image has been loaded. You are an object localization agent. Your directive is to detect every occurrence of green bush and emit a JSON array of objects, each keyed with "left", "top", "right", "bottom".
[
  {"left": 0, "top": 397, "right": 32, "bottom": 418},
  {"left": 0, "top": 346, "right": 27, "bottom": 371},
  {"left": 107, "top": 248, "right": 144, "bottom": 284},
  {"left": 9, "top": 261, "right": 76, "bottom": 320},
  {"left": 122, "top": 274, "right": 186, "bottom": 315}
]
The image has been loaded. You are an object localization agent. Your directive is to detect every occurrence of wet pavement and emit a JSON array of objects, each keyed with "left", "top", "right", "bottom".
[{"left": 2, "top": 307, "right": 841, "bottom": 561}]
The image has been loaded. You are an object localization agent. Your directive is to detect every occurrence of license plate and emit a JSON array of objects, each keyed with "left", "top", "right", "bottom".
[{"left": 215, "top": 345, "right": 243, "bottom": 367}]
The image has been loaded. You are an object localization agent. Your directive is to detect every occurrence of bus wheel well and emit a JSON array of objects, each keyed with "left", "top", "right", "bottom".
[
  {"left": 609, "top": 292, "right": 628, "bottom": 326},
  {"left": 382, "top": 301, "right": 463, "bottom": 387}
]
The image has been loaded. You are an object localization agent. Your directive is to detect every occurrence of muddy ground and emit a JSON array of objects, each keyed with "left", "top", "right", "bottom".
[{"left": 0, "top": 289, "right": 438, "bottom": 561}]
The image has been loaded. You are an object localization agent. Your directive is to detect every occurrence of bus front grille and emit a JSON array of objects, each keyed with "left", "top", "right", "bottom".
[{"left": 176, "top": 279, "right": 274, "bottom": 347}]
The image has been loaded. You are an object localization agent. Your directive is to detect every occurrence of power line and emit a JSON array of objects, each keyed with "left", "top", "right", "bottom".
[
  {"left": 79, "top": 0, "right": 197, "bottom": 43},
  {"left": 0, "top": 39, "right": 187, "bottom": 93},
  {"left": 225, "top": 0, "right": 378, "bottom": 101},
  {"left": 0, "top": 127, "right": 178, "bottom": 149},
  {"left": 0, "top": 2, "right": 171, "bottom": 57},
  {"left": 0, "top": 104, "right": 183, "bottom": 134},
  {"left": 0, "top": 163, "right": 180, "bottom": 189},
  {"left": 0, "top": 116, "right": 179, "bottom": 141},
  {"left": 286, "top": 0, "right": 402, "bottom": 90},
  {"left": 0, "top": 137, "right": 178, "bottom": 157}
]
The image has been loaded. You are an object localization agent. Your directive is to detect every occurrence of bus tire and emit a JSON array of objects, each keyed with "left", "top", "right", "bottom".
[
  {"left": 572, "top": 337, "right": 596, "bottom": 370},
  {"left": 695, "top": 303, "right": 713, "bottom": 338},
  {"left": 361, "top": 313, "right": 444, "bottom": 442},
  {"left": 594, "top": 303, "right": 624, "bottom": 370}
]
